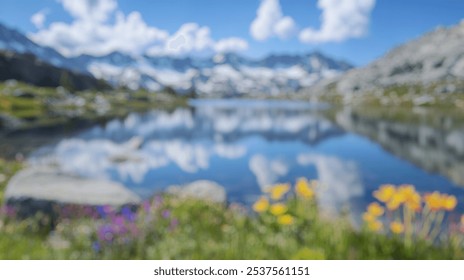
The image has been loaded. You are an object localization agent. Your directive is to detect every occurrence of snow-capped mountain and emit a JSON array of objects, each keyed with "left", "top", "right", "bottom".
[
  {"left": 85, "top": 52, "right": 352, "bottom": 96},
  {"left": 0, "top": 23, "right": 85, "bottom": 73},
  {"left": 0, "top": 22, "right": 352, "bottom": 96}
]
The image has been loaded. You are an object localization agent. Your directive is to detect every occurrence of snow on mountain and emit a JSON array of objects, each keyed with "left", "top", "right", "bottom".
[
  {"left": 0, "top": 22, "right": 352, "bottom": 95},
  {"left": 0, "top": 23, "right": 85, "bottom": 73},
  {"left": 84, "top": 52, "right": 352, "bottom": 96}
]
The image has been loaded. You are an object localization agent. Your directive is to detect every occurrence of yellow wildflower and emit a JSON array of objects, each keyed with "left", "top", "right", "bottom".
[
  {"left": 253, "top": 196, "right": 269, "bottom": 213},
  {"left": 390, "top": 221, "right": 405, "bottom": 234},
  {"left": 373, "top": 184, "right": 396, "bottom": 203},
  {"left": 441, "top": 195, "right": 457, "bottom": 211},
  {"left": 398, "top": 185, "right": 421, "bottom": 211},
  {"left": 269, "top": 183, "right": 290, "bottom": 200},
  {"left": 278, "top": 214, "right": 295, "bottom": 225},
  {"left": 270, "top": 203, "right": 288, "bottom": 216},
  {"left": 386, "top": 192, "right": 405, "bottom": 211},
  {"left": 295, "top": 178, "right": 315, "bottom": 199},
  {"left": 424, "top": 192, "right": 443, "bottom": 212},
  {"left": 362, "top": 212, "right": 376, "bottom": 223},
  {"left": 367, "top": 220, "right": 383, "bottom": 232},
  {"left": 367, "top": 202, "right": 385, "bottom": 216}
]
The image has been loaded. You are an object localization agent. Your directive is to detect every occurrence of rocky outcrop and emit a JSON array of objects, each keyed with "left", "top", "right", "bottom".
[
  {"left": 4, "top": 166, "right": 141, "bottom": 205},
  {"left": 312, "top": 21, "right": 464, "bottom": 96},
  {"left": 167, "top": 180, "right": 227, "bottom": 203}
]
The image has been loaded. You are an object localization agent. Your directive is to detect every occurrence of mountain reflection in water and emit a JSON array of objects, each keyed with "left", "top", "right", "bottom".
[{"left": 28, "top": 100, "right": 464, "bottom": 216}]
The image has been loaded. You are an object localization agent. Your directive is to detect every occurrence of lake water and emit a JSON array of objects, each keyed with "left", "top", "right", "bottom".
[{"left": 28, "top": 99, "right": 464, "bottom": 216}]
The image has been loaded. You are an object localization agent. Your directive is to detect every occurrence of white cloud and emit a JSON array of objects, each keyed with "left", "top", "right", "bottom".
[
  {"left": 147, "top": 23, "right": 249, "bottom": 57},
  {"left": 30, "top": 11, "right": 168, "bottom": 57},
  {"left": 250, "top": 0, "right": 297, "bottom": 41},
  {"left": 274, "top": 16, "right": 297, "bottom": 39},
  {"left": 31, "top": 10, "right": 47, "bottom": 29},
  {"left": 59, "top": 0, "right": 117, "bottom": 23},
  {"left": 299, "top": 0, "right": 376, "bottom": 43},
  {"left": 29, "top": 0, "right": 249, "bottom": 57},
  {"left": 165, "top": 23, "right": 214, "bottom": 56}
]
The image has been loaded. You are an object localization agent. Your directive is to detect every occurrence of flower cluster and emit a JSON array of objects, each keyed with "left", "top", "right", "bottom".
[
  {"left": 253, "top": 178, "right": 317, "bottom": 226},
  {"left": 364, "top": 184, "right": 461, "bottom": 242},
  {"left": 51, "top": 195, "right": 180, "bottom": 255},
  {"left": 373, "top": 184, "right": 421, "bottom": 212},
  {"left": 0, "top": 205, "right": 17, "bottom": 219},
  {"left": 94, "top": 206, "right": 139, "bottom": 247}
]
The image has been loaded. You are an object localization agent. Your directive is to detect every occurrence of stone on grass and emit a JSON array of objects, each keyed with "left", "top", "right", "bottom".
[
  {"left": 167, "top": 180, "right": 226, "bottom": 203},
  {"left": 4, "top": 166, "right": 141, "bottom": 206}
]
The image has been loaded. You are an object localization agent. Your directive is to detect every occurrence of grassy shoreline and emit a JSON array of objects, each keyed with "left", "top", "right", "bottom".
[
  {"left": 0, "top": 178, "right": 463, "bottom": 259},
  {"left": 0, "top": 81, "right": 189, "bottom": 133}
]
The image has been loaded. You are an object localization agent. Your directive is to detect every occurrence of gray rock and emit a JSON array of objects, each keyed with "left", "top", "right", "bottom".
[
  {"left": 4, "top": 166, "right": 141, "bottom": 206},
  {"left": 0, "top": 113, "right": 22, "bottom": 130},
  {"left": 311, "top": 21, "right": 464, "bottom": 96},
  {"left": 167, "top": 180, "right": 227, "bottom": 203}
]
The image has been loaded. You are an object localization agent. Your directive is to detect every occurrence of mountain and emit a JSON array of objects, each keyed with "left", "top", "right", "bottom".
[
  {"left": 0, "top": 22, "right": 353, "bottom": 96},
  {"left": 85, "top": 52, "right": 352, "bottom": 96},
  {"left": 0, "top": 50, "right": 109, "bottom": 91},
  {"left": 312, "top": 21, "right": 464, "bottom": 96},
  {"left": 0, "top": 23, "right": 86, "bottom": 73}
]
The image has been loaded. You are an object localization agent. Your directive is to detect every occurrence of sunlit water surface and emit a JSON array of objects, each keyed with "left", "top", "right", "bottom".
[{"left": 29, "top": 99, "right": 464, "bottom": 217}]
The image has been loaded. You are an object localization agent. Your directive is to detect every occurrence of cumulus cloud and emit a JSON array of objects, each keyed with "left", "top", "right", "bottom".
[
  {"left": 274, "top": 16, "right": 297, "bottom": 39},
  {"left": 147, "top": 23, "right": 249, "bottom": 57},
  {"left": 29, "top": 0, "right": 249, "bottom": 57},
  {"left": 31, "top": 10, "right": 48, "bottom": 29},
  {"left": 250, "top": 0, "right": 297, "bottom": 41},
  {"left": 59, "top": 0, "right": 117, "bottom": 23},
  {"left": 30, "top": 11, "right": 168, "bottom": 57},
  {"left": 299, "top": 0, "right": 376, "bottom": 43}
]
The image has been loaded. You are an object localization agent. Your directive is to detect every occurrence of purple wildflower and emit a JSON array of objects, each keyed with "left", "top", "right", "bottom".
[
  {"left": 121, "top": 207, "right": 136, "bottom": 222},
  {"left": 153, "top": 195, "right": 163, "bottom": 208},
  {"left": 162, "top": 210, "right": 171, "bottom": 219},
  {"left": 83, "top": 206, "right": 95, "bottom": 216},
  {"left": 97, "top": 224, "right": 114, "bottom": 242},
  {"left": 111, "top": 216, "right": 128, "bottom": 235},
  {"left": 169, "top": 218, "right": 179, "bottom": 231},
  {"left": 4, "top": 205, "right": 17, "bottom": 218},
  {"left": 92, "top": 241, "right": 101, "bottom": 252},
  {"left": 129, "top": 223, "right": 139, "bottom": 236},
  {"left": 96, "top": 205, "right": 113, "bottom": 219},
  {"left": 142, "top": 201, "right": 151, "bottom": 213}
]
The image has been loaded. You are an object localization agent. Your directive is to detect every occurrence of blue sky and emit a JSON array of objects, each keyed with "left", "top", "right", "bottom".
[{"left": 0, "top": 0, "right": 463, "bottom": 66}]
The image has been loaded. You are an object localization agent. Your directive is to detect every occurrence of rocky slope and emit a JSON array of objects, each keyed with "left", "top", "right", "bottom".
[
  {"left": 311, "top": 21, "right": 464, "bottom": 97},
  {"left": 0, "top": 23, "right": 83, "bottom": 73}
]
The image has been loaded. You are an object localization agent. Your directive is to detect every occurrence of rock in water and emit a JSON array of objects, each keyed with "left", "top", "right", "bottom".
[
  {"left": 4, "top": 166, "right": 141, "bottom": 206},
  {"left": 167, "top": 180, "right": 227, "bottom": 203}
]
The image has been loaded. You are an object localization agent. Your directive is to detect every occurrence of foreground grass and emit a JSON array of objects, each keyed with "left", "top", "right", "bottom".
[
  {"left": 0, "top": 180, "right": 463, "bottom": 260},
  {"left": 0, "top": 159, "right": 22, "bottom": 203}
]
